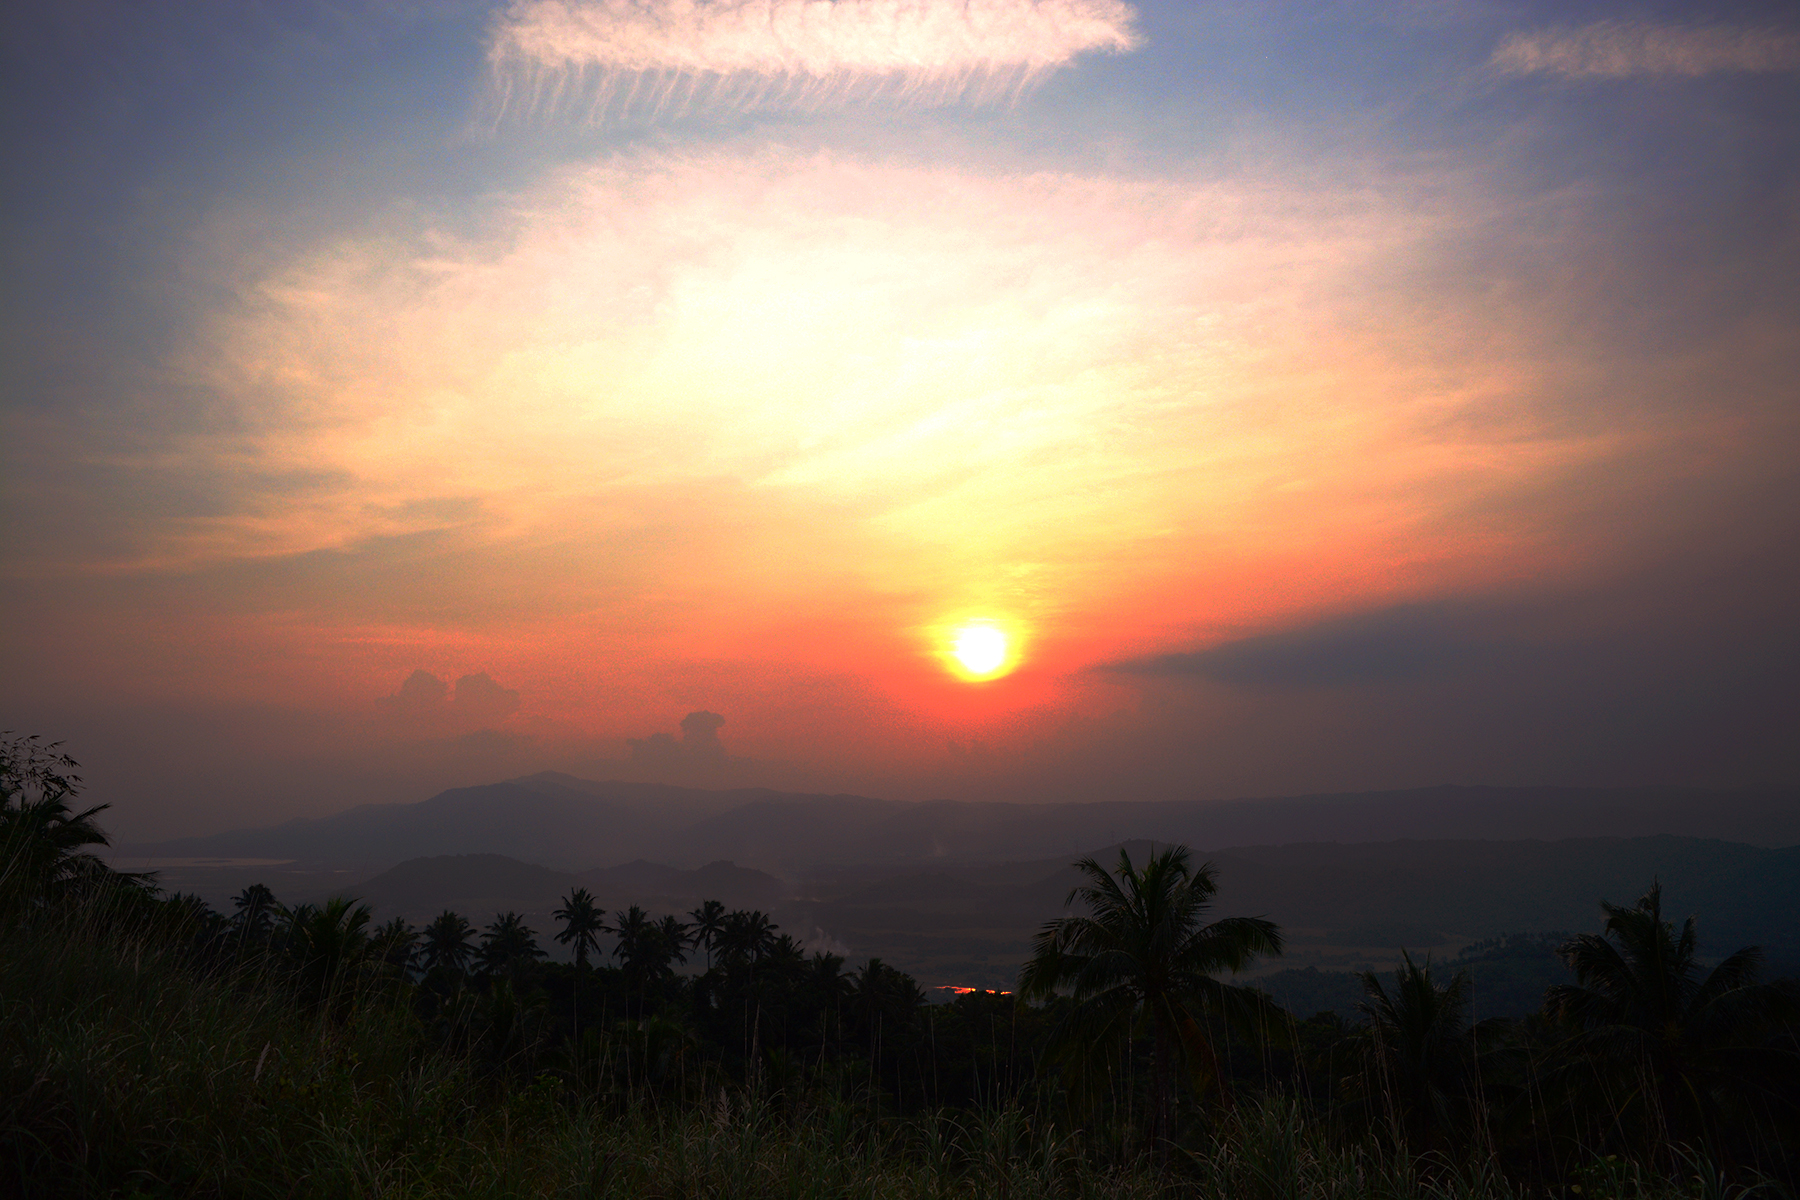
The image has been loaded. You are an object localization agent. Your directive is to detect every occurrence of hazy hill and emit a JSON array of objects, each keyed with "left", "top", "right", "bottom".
[
  {"left": 583, "top": 859, "right": 787, "bottom": 911},
  {"left": 794, "top": 835, "right": 1800, "bottom": 991},
  {"left": 330, "top": 854, "right": 593, "bottom": 926},
  {"left": 127, "top": 776, "right": 850, "bottom": 870},
  {"left": 122, "top": 775, "right": 1800, "bottom": 874},
  {"left": 168, "top": 831, "right": 1800, "bottom": 993}
]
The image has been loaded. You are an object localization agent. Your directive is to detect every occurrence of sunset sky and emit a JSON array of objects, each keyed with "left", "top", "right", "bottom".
[{"left": 4, "top": 0, "right": 1798, "bottom": 840}]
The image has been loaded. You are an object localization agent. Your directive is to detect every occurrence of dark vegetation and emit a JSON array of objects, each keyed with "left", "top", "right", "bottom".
[
  {"left": 7, "top": 734, "right": 1800, "bottom": 1198},
  {"left": 130, "top": 775, "right": 1800, "bottom": 998}
]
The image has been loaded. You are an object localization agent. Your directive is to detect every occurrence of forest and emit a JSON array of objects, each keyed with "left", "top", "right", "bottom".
[{"left": 5, "top": 733, "right": 1799, "bottom": 1199}]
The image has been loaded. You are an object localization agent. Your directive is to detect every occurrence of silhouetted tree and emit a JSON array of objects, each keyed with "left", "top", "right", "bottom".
[
  {"left": 372, "top": 916, "right": 417, "bottom": 977},
  {"left": 689, "top": 898, "right": 726, "bottom": 970},
  {"left": 1, "top": 733, "right": 145, "bottom": 906},
  {"left": 610, "top": 906, "right": 690, "bottom": 990},
  {"left": 480, "top": 912, "right": 545, "bottom": 985},
  {"left": 611, "top": 904, "right": 654, "bottom": 971},
  {"left": 716, "top": 908, "right": 778, "bottom": 973},
  {"left": 850, "top": 957, "right": 923, "bottom": 1060},
  {"left": 230, "top": 883, "right": 278, "bottom": 948},
  {"left": 655, "top": 913, "right": 693, "bottom": 975},
  {"left": 286, "top": 896, "right": 373, "bottom": 1011},
  {"left": 1545, "top": 881, "right": 1800, "bottom": 1155},
  {"left": 553, "top": 887, "right": 605, "bottom": 970},
  {"left": 1018, "top": 845, "right": 1284, "bottom": 1150},
  {"left": 421, "top": 910, "right": 477, "bottom": 977},
  {"left": 1356, "top": 951, "right": 1481, "bottom": 1151}
]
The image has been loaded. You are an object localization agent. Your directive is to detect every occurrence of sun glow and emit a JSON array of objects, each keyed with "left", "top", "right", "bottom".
[{"left": 948, "top": 621, "right": 1013, "bottom": 680}]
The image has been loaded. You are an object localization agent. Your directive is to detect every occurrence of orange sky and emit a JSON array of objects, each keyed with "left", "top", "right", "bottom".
[{"left": 5, "top": 1, "right": 1799, "bottom": 838}]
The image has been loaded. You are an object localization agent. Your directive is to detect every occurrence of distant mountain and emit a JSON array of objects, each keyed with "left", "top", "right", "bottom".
[
  {"left": 792, "top": 835, "right": 1800, "bottom": 991},
  {"left": 127, "top": 775, "right": 866, "bottom": 870},
  {"left": 582, "top": 859, "right": 786, "bottom": 911},
  {"left": 123, "top": 775, "right": 1800, "bottom": 873},
  {"left": 330, "top": 854, "right": 591, "bottom": 926},
  {"left": 184, "top": 833, "right": 1800, "bottom": 994}
]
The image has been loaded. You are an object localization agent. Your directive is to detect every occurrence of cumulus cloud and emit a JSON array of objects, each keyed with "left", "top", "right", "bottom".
[
  {"left": 387, "top": 668, "right": 451, "bottom": 710},
  {"left": 1492, "top": 21, "right": 1800, "bottom": 78},
  {"left": 380, "top": 670, "right": 520, "bottom": 723},
  {"left": 451, "top": 672, "right": 523, "bottom": 722},
  {"left": 488, "top": 0, "right": 1140, "bottom": 121},
  {"left": 629, "top": 710, "right": 729, "bottom": 765}
]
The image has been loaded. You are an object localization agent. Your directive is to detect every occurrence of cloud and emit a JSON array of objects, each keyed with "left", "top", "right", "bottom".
[
  {"left": 165, "top": 149, "right": 1542, "bottom": 610},
  {"left": 1109, "top": 602, "right": 1512, "bottom": 688},
  {"left": 450, "top": 672, "right": 522, "bottom": 722},
  {"left": 379, "top": 670, "right": 520, "bottom": 724},
  {"left": 101, "top": 138, "right": 1799, "bottom": 705},
  {"left": 1491, "top": 21, "right": 1800, "bottom": 78},
  {"left": 488, "top": 0, "right": 1140, "bottom": 121},
  {"left": 387, "top": 668, "right": 451, "bottom": 710},
  {"left": 628, "top": 709, "right": 729, "bottom": 765}
]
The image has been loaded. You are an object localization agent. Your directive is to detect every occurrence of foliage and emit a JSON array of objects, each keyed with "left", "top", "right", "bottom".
[
  {"left": 1543, "top": 880, "right": 1800, "bottom": 1158},
  {"left": 422, "top": 909, "right": 477, "bottom": 975},
  {"left": 1352, "top": 951, "right": 1487, "bottom": 1151},
  {"left": 552, "top": 886, "right": 605, "bottom": 969},
  {"left": 480, "top": 910, "right": 547, "bottom": 984},
  {"left": 1018, "top": 845, "right": 1284, "bottom": 1147},
  {"left": 0, "top": 732, "right": 147, "bottom": 908},
  {"left": 3, "top": 744, "right": 1797, "bottom": 1195}
]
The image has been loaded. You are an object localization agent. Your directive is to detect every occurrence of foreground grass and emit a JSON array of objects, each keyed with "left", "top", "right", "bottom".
[{"left": 0, "top": 904, "right": 1759, "bottom": 1200}]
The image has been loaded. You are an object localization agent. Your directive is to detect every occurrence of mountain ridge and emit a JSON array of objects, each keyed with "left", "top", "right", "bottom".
[{"left": 119, "top": 776, "right": 1800, "bottom": 873}]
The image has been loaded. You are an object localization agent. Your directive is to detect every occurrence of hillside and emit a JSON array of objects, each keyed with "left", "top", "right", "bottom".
[
  {"left": 789, "top": 835, "right": 1800, "bottom": 990},
  {"left": 119, "top": 777, "right": 1800, "bottom": 873},
  {"left": 273, "top": 834, "right": 1800, "bottom": 993}
]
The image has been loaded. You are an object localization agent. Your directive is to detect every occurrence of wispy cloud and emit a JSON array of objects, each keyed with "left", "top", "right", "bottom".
[
  {"left": 488, "top": 0, "right": 1140, "bottom": 121},
  {"left": 1492, "top": 21, "right": 1800, "bottom": 79},
  {"left": 129, "top": 144, "right": 1622, "bottom": 692}
]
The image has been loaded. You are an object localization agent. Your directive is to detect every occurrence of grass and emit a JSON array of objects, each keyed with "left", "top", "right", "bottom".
[{"left": 1, "top": 896, "right": 1781, "bottom": 1199}]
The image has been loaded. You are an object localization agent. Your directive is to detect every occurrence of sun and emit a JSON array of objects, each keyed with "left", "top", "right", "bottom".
[{"left": 947, "top": 621, "right": 1014, "bottom": 681}]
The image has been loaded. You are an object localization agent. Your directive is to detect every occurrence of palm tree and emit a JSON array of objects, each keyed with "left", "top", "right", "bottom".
[
  {"left": 372, "top": 916, "right": 417, "bottom": 976},
  {"left": 1356, "top": 951, "right": 1480, "bottom": 1151},
  {"left": 612, "top": 906, "right": 686, "bottom": 985},
  {"left": 808, "top": 951, "right": 854, "bottom": 1054},
  {"left": 286, "top": 896, "right": 373, "bottom": 1009},
  {"left": 553, "top": 887, "right": 606, "bottom": 970},
  {"left": 851, "top": 957, "right": 923, "bottom": 1056},
  {"left": 480, "top": 911, "right": 545, "bottom": 985},
  {"left": 421, "top": 910, "right": 477, "bottom": 977},
  {"left": 0, "top": 733, "right": 143, "bottom": 905},
  {"left": 689, "top": 898, "right": 727, "bottom": 970},
  {"left": 611, "top": 905, "right": 654, "bottom": 972},
  {"left": 655, "top": 913, "right": 693, "bottom": 974},
  {"left": 1018, "top": 845, "right": 1284, "bottom": 1148},
  {"left": 231, "top": 883, "right": 279, "bottom": 945},
  {"left": 716, "top": 908, "right": 778, "bottom": 972},
  {"left": 1544, "top": 881, "right": 1800, "bottom": 1153}
]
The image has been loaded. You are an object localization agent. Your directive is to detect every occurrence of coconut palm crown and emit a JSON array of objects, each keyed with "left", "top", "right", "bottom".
[
  {"left": 1017, "top": 845, "right": 1283, "bottom": 1146},
  {"left": 1356, "top": 951, "right": 1485, "bottom": 1150},
  {"left": 1544, "top": 880, "right": 1800, "bottom": 1150},
  {"left": 553, "top": 887, "right": 606, "bottom": 970},
  {"left": 421, "top": 910, "right": 477, "bottom": 976}
]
